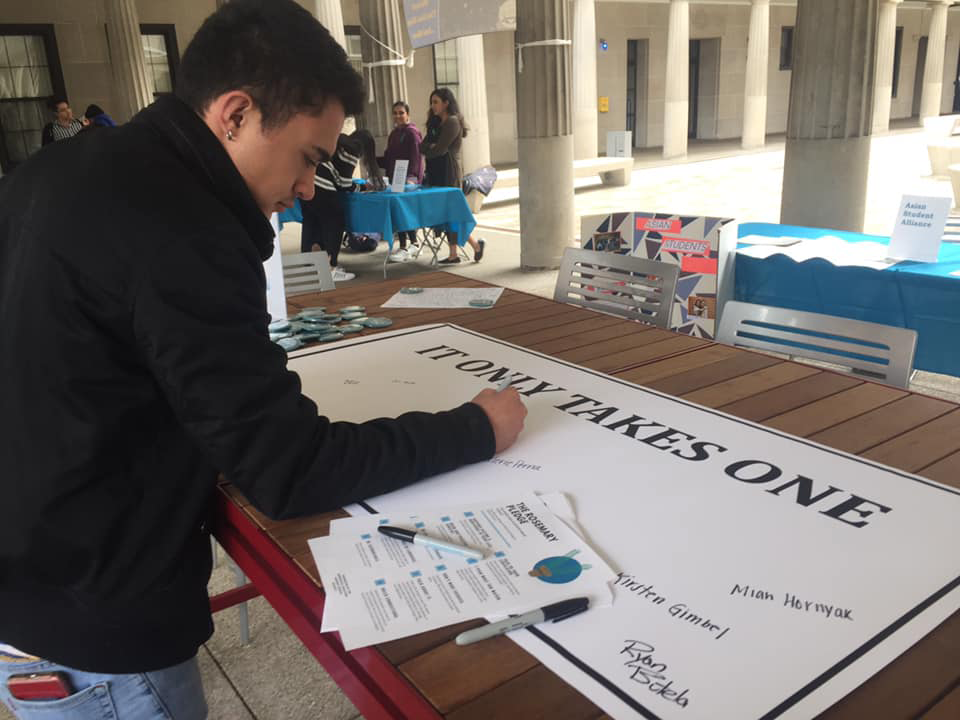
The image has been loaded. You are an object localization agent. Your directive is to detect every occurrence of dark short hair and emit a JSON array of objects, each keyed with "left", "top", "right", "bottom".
[
  {"left": 48, "top": 97, "right": 68, "bottom": 113},
  {"left": 177, "top": 0, "right": 365, "bottom": 130},
  {"left": 84, "top": 104, "right": 105, "bottom": 120},
  {"left": 392, "top": 100, "right": 410, "bottom": 114}
]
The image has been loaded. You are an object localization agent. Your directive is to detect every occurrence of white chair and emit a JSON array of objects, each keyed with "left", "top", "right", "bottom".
[
  {"left": 553, "top": 247, "right": 679, "bottom": 329},
  {"left": 716, "top": 301, "right": 917, "bottom": 388},
  {"left": 281, "top": 251, "right": 335, "bottom": 295}
]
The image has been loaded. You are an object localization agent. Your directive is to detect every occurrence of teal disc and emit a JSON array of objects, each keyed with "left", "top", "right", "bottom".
[
  {"left": 469, "top": 298, "right": 495, "bottom": 308},
  {"left": 318, "top": 332, "right": 344, "bottom": 342},
  {"left": 339, "top": 324, "right": 364, "bottom": 333},
  {"left": 400, "top": 287, "right": 423, "bottom": 294},
  {"left": 275, "top": 336, "right": 303, "bottom": 352},
  {"left": 364, "top": 317, "right": 394, "bottom": 328}
]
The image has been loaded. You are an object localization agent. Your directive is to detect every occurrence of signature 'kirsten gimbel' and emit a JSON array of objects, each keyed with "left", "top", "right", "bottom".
[{"left": 621, "top": 640, "right": 691, "bottom": 708}]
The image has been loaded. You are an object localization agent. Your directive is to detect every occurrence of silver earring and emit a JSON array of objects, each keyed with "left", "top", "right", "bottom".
[{"left": 226, "top": 130, "right": 234, "bottom": 141}]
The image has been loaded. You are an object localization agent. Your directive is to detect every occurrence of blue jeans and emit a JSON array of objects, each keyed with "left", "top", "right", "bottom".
[{"left": 0, "top": 654, "right": 206, "bottom": 719}]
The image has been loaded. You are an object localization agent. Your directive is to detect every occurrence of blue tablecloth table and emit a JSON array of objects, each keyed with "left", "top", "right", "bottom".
[{"left": 735, "top": 222, "right": 960, "bottom": 376}]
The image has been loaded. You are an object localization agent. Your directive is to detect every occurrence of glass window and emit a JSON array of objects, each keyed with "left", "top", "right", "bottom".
[
  {"left": 141, "top": 33, "right": 174, "bottom": 96},
  {"left": 0, "top": 31, "right": 55, "bottom": 167},
  {"left": 779, "top": 27, "right": 794, "bottom": 71},
  {"left": 432, "top": 39, "right": 459, "bottom": 94},
  {"left": 345, "top": 32, "right": 363, "bottom": 74}
]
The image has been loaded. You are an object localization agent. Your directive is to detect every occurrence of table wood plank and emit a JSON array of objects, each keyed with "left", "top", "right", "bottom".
[
  {"left": 679, "top": 362, "right": 821, "bottom": 408},
  {"left": 860, "top": 408, "right": 960, "bottom": 473},
  {"left": 922, "top": 684, "right": 960, "bottom": 719},
  {"left": 917, "top": 449, "right": 960, "bottom": 490},
  {"left": 445, "top": 665, "right": 603, "bottom": 720},
  {"left": 377, "top": 620, "right": 486, "bottom": 666},
  {"left": 563, "top": 334, "right": 707, "bottom": 373},
  {"left": 807, "top": 394, "right": 956, "bottom": 455},
  {"left": 642, "top": 351, "right": 782, "bottom": 396},
  {"left": 716, "top": 372, "right": 862, "bottom": 423},
  {"left": 614, "top": 343, "right": 742, "bottom": 386},
  {"left": 762, "top": 383, "right": 908, "bottom": 437},
  {"left": 530, "top": 321, "right": 656, "bottom": 356},
  {"left": 399, "top": 636, "right": 539, "bottom": 714}
]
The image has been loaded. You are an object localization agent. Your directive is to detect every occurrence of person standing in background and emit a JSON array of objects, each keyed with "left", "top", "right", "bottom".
[
  {"left": 420, "top": 88, "right": 485, "bottom": 264},
  {"left": 40, "top": 98, "right": 83, "bottom": 145},
  {"left": 301, "top": 131, "right": 362, "bottom": 282},
  {"left": 383, "top": 100, "right": 423, "bottom": 262}
]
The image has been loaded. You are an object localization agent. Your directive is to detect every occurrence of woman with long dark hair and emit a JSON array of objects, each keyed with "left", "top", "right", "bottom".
[
  {"left": 351, "top": 128, "right": 386, "bottom": 191},
  {"left": 421, "top": 87, "right": 485, "bottom": 264}
]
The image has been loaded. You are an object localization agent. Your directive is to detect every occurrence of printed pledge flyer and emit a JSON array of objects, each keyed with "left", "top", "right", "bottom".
[{"left": 308, "top": 493, "right": 615, "bottom": 650}]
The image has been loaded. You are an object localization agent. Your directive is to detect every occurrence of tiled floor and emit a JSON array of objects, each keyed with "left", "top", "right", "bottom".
[{"left": 4, "top": 125, "right": 957, "bottom": 720}]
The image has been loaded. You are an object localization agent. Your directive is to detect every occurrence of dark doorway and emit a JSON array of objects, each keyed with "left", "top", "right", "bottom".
[
  {"left": 913, "top": 36, "right": 928, "bottom": 117},
  {"left": 626, "top": 39, "right": 649, "bottom": 147},
  {"left": 689, "top": 39, "right": 700, "bottom": 139},
  {"left": 953, "top": 39, "right": 960, "bottom": 112}
]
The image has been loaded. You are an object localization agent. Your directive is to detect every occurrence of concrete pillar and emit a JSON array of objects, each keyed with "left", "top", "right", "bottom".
[
  {"left": 572, "top": 0, "right": 599, "bottom": 159},
  {"left": 456, "top": 35, "right": 491, "bottom": 174},
  {"left": 920, "top": 0, "right": 951, "bottom": 119},
  {"left": 516, "top": 0, "right": 575, "bottom": 270},
  {"left": 359, "top": 0, "right": 408, "bottom": 145},
  {"left": 663, "top": 0, "right": 689, "bottom": 158},
  {"left": 105, "top": 0, "right": 152, "bottom": 121},
  {"left": 872, "top": 0, "right": 902, "bottom": 133},
  {"left": 741, "top": 0, "right": 770, "bottom": 149},
  {"left": 314, "top": 0, "right": 348, "bottom": 51},
  {"left": 781, "top": 0, "right": 878, "bottom": 232}
]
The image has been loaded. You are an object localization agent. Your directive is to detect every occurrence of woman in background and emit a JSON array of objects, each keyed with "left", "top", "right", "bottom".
[
  {"left": 383, "top": 100, "right": 423, "bottom": 261},
  {"left": 420, "top": 88, "right": 485, "bottom": 264}
]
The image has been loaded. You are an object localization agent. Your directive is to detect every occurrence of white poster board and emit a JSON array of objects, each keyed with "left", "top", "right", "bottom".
[
  {"left": 887, "top": 194, "right": 951, "bottom": 262},
  {"left": 264, "top": 213, "right": 287, "bottom": 322},
  {"left": 390, "top": 159, "right": 410, "bottom": 193},
  {"left": 287, "top": 325, "right": 960, "bottom": 720}
]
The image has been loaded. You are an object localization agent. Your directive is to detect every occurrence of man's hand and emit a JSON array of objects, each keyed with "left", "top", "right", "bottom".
[{"left": 471, "top": 387, "right": 528, "bottom": 453}]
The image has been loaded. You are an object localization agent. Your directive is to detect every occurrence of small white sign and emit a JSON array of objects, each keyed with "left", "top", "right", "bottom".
[
  {"left": 888, "top": 194, "right": 951, "bottom": 262},
  {"left": 390, "top": 159, "right": 409, "bottom": 193},
  {"left": 264, "top": 213, "right": 287, "bottom": 322}
]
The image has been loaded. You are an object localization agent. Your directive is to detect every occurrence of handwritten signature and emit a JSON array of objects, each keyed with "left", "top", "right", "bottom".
[{"left": 621, "top": 640, "right": 691, "bottom": 708}]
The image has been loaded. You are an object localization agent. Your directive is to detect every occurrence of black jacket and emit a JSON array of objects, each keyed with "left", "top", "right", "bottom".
[{"left": 0, "top": 96, "right": 495, "bottom": 673}]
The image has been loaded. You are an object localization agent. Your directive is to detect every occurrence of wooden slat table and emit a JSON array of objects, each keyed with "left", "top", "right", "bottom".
[{"left": 212, "top": 271, "right": 960, "bottom": 720}]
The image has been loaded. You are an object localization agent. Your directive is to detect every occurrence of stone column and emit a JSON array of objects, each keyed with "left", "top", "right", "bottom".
[
  {"left": 572, "top": 0, "right": 599, "bottom": 159},
  {"left": 456, "top": 35, "right": 491, "bottom": 174},
  {"left": 516, "top": 0, "right": 575, "bottom": 270},
  {"left": 741, "top": 0, "right": 770, "bottom": 149},
  {"left": 663, "top": 0, "right": 689, "bottom": 158},
  {"left": 105, "top": 0, "right": 152, "bottom": 121},
  {"left": 872, "top": 0, "right": 902, "bottom": 132},
  {"left": 314, "top": 0, "right": 348, "bottom": 50},
  {"left": 920, "top": 0, "right": 951, "bottom": 119},
  {"left": 781, "top": 0, "right": 877, "bottom": 232},
  {"left": 359, "top": 0, "right": 408, "bottom": 145}
]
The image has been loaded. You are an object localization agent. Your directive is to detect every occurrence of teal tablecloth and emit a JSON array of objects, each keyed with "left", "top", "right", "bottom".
[{"left": 735, "top": 222, "right": 960, "bottom": 376}]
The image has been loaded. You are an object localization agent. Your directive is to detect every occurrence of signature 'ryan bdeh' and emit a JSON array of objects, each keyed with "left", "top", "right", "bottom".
[{"left": 621, "top": 639, "right": 691, "bottom": 708}]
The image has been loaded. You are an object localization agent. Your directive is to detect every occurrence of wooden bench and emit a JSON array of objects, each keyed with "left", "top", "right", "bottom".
[{"left": 495, "top": 156, "right": 634, "bottom": 190}]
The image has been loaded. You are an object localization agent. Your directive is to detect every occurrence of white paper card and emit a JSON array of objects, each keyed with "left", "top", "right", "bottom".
[
  {"left": 382, "top": 287, "right": 504, "bottom": 309},
  {"left": 390, "top": 159, "right": 409, "bottom": 193},
  {"left": 888, "top": 194, "right": 951, "bottom": 262}
]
